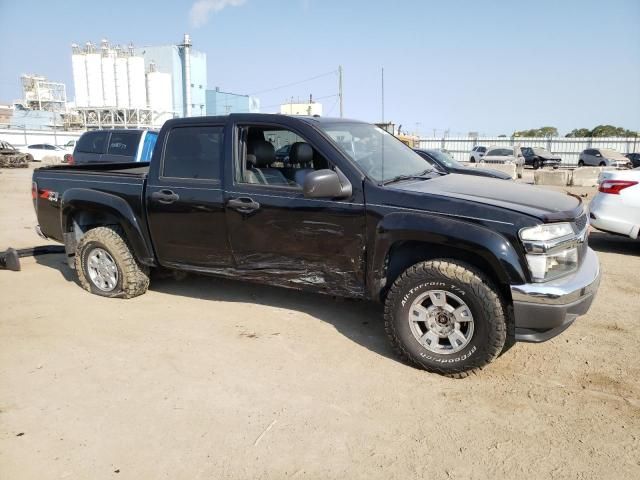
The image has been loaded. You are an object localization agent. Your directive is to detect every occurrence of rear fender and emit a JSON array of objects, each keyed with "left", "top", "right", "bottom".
[
  {"left": 368, "top": 212, "right": 527, "bottom": 299},
  {"left": 60, "top": 188, "right": 154, "bottom": 266}
]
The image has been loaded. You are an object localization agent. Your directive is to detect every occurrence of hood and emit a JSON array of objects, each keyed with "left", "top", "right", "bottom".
[
  {"left": 451, "top": 166, "right": 512, "bottom": 180},
  {"left": 532, "top": 149, "right": 561, "bottom": 161},
  {"left": 389, "top": 173, "right": 582, "bottom": 222}
]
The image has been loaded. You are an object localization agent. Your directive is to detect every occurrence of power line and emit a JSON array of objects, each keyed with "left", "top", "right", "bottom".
[{"left": 249, "top": 70, "right": 337, "bottom": 96}]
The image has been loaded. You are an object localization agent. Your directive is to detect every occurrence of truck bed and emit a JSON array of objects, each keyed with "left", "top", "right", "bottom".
[{"left": 33, "top": 162, "right": 149, "bottom": 245}]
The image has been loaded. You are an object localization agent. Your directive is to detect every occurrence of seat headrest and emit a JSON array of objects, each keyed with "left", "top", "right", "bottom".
[
  {"left": 248, "top": 140, "right": 275, "bottom": 167},
  {"left": 289, "top": 142, "right": 313, "bottom": 165}
]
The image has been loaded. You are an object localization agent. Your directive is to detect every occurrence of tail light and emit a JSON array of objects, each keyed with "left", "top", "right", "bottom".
[
  {"left": 64, "top": 153, "right": 74, "bottom": 165},
  {"left": 598, "top": 180, "right": 638, "bottom": 194},
  {"left": 31, "top": 181, "right": 37, "bottom": 200}
]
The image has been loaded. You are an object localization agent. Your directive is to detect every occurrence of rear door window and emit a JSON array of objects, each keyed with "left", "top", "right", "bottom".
[
  {"left": 76, "top": 132, "right": 108, "bottom": 154},
  {"left": 107, "top": 132, "right": 140, "bottom": 158},
  {"left": 162, "top": 126, "right": 224, "bottom": 180}
]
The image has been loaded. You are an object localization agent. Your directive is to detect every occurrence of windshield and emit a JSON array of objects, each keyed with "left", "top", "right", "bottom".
[
  {"left": 318, "top": 122, "right": 434, "bottom": 183},
  {"left": 426, "top": 149, "right": 462, "bottom": 168}
]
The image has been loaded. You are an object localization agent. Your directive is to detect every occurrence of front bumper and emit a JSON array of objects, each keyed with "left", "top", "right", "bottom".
[{"left": 510, "top": 247, "right": 600, "bottom": 342}]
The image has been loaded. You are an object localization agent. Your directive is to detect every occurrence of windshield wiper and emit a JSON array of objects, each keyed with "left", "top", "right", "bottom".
[{"left": 381, "top": 169, "right": 437, "bottom": 186}]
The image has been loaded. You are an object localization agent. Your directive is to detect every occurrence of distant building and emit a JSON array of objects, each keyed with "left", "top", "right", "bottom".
[
  {"left": 205, "top": 88, "right": 260, "bottom": 115},
  {"left": 20, "top": 75, "right": 67, "bottom": 113},
  {"left": 135, "top": 34, "right": 207, "bottom": 118},
  {"left": 0, "top": 104, "right": 13, "bottom": 125},
  {"left": 280, "top": 101, "right": 322, "bottom": 116}
]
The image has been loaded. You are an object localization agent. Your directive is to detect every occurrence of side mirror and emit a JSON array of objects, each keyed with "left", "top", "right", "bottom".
[{"left": 303, "top": 169, "right": 352, "bottom": 199}]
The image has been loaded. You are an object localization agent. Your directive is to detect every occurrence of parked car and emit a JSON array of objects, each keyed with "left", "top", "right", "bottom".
[
  {"left": 275, "top": 144, "right": 292, "bottom": 162},
  {"left": 481, "top": 146, "right": 525, "bottom": 178},
  {"left": 71, "top": 129, "right": 158, "bottom": 165},
  {"left": 32, "top": 114, "right": 600, "bottom": 377},
  {"left": 414, "top": 148, "right": 512, "bottom": 180},
  {"left": 578, "top": 148, "right": 630, "bottom": 168},
  {"left": 0, "top": 140, "right": 29, "bottom": 168},
  {"left": 61, "top": 139, "right": 77, "bottom": 152},
  {"left": 469, "top": 145, "right": 487, "bottom": 163},
  {"left": 520, "top": 147, "right": 561, "bottom": 169},
  {"left": 589, "top": 168, "right": 640, "bottom": 239},
  {"left": 20, "top": 143, "right": 67, "bottom": 162},
  {"left": 625, "top": 152, "right": 640, "bottom": 168}
]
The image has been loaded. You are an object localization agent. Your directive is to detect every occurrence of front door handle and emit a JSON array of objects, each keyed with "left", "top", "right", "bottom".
[
  {"left": 151, "top": 189, "right": 180, "bottom": 204},
  {"left": 227, "top": 197, "right": 261, "bottom": 213}
]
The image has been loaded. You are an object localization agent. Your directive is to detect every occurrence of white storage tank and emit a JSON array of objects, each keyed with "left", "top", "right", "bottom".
[
  {"left": 101, "top": 52, "right": 117, "bottom": 107},
  {"left": 127, "top": 56, "right": 146, "bottom": 109},
  {"left": 146, "top": 70, "right": 172, "bottom": 114},
  {"left": 85, "top": 48, "right": 104, "bottom": 108},
  {"left": 114, "top": 54, "right": 130, "bottom": 108},
  {"left": 71, "top": 49, "right": 88, "bottom": 107}
]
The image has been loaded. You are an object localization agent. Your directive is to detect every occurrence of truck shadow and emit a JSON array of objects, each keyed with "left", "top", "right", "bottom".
[
  {"left": 33, "top": 253, "right": 397, "bottom": 363},
  {"left": 589, "top": 232, "right": 639, "bottom": 255},
  {"left": 150, "top": 273, "right": 396, "bottom": 362}
]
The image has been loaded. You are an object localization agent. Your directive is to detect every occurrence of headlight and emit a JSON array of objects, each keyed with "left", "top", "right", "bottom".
[
  {"left": 520, "top": 223, "right": 578, "bottom": 282},
  {"left": 520, "top": 222, "right": 573, "bottom": 241},
  {"left": 526, "top": 247, "right": 578, "bottom": 281}
]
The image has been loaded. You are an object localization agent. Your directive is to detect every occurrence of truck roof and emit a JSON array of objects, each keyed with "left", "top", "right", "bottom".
[{"left": 163, "top": 113, "right": 366, "bottom": 127}]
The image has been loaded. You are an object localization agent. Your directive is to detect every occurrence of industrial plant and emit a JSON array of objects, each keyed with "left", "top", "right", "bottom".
[{"left": 2, "top": 34, "right": 262, "bottom": 132}]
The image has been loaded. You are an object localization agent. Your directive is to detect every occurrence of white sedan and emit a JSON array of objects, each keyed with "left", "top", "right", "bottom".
[
  {"left": 589, "top": 168, "right": 640, "bottom": 239},
  {"left": 20, "top": 143, "right": 67, "bottom": 162}
]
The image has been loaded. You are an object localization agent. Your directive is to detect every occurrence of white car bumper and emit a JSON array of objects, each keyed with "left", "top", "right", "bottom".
[{"left": 589, "top": 192, "right": 640, "bottom": 239}]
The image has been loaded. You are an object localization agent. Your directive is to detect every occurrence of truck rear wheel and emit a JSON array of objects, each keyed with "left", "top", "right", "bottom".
[
  {"left": 75, "top": 226, "right": 150, "bottom": 299},
  {"left": 384, "top": 259, "right": 506, "bottom": 378}
]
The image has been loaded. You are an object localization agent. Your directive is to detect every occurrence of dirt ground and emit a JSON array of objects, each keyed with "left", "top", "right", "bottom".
[{"left": 1, "top": 166, "right": 638, "bottom": 480}]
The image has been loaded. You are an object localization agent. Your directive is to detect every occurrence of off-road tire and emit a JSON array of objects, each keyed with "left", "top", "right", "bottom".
[
  {"left": 384, "top": 259, "right": 507, "bottom": 378},
  {"left": 533, "top": 159, "right": 541, "bottom": 170},
  {"left": 75, "top": 226, "right": 149, "bottom": 298}
]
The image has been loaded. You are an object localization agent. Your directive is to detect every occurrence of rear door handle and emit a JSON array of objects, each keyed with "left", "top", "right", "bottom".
[
  {"left": 227, "top": 197, "right": 261, "bottom": 213},
  {"left": 151, "top": 189, "right": 180, "bottom": 204}
]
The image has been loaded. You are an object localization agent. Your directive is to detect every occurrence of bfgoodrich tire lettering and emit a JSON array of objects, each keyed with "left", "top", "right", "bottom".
[
  {"left": 384, "top": 259, "right": 507, "bottom": 378},
  {"left": 75, "top": 226, "right": 150, "bottom": 299}
]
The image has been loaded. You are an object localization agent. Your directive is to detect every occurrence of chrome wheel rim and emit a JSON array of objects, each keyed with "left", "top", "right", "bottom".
[
  {"left": 87, "top": 247, "right": 118, "bottom": 292},
  {"left": 408, "top": 290, "right": 475, "bottom": 354}
]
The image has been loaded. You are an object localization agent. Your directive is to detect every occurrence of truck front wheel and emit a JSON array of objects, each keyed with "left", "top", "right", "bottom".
[
  {"left": 75, "top": 226, "right": 150, "bottom": 299},
  {"left": 384, "top": 259, "right": 507, "bottom": 378}
]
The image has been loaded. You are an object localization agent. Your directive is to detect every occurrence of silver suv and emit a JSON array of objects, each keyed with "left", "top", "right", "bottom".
[{"left": 578, "top": 148, "right": 630, "bottom": 168}]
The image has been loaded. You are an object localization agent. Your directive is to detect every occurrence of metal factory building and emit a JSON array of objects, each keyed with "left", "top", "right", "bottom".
[
  {"left": 205, "top": 87, "right": 260, "bottom": 115},
  {"left": 135, "top": 34, "right": 207, "bottom": 118}
]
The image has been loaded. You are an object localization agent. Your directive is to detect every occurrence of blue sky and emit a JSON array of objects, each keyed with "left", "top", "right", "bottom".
[{"left": 1, "top": 0, "right": 638, "bottom": 135}]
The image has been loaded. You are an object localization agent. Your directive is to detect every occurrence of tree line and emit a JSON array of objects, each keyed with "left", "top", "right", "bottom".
[{"left": 510, "top": 125, "right": 638, "bottom": 138}]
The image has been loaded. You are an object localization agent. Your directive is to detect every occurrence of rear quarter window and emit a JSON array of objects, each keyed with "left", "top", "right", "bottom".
[
  {"left": 107, "top": 132, "right": 140, "bottom": 157},
  {"left": 76, "top": 132, "right": 108, "bottom": 154},
  {"left": 162, "top": 126, "right": 224, "bottom": 180}
]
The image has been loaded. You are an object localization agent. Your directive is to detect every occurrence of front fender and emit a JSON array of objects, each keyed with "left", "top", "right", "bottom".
[
  {"left": 368, "top": 211, "right": 527, "bottom": 298},
  {"left": 61, "top": 188, "right": 154, "bottom": 265}
]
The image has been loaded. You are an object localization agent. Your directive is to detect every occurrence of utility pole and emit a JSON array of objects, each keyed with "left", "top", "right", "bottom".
[
  {"left": 381, "top": 67, "right": 385, "bottom": 123},
  {"left": 338, "top": 65, "right": 343, "bottom": 118}
]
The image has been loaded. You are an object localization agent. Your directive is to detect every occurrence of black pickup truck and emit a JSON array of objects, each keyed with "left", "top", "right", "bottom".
[{"left": 32, "top": 114, "right": 600, "bottom": 377}]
